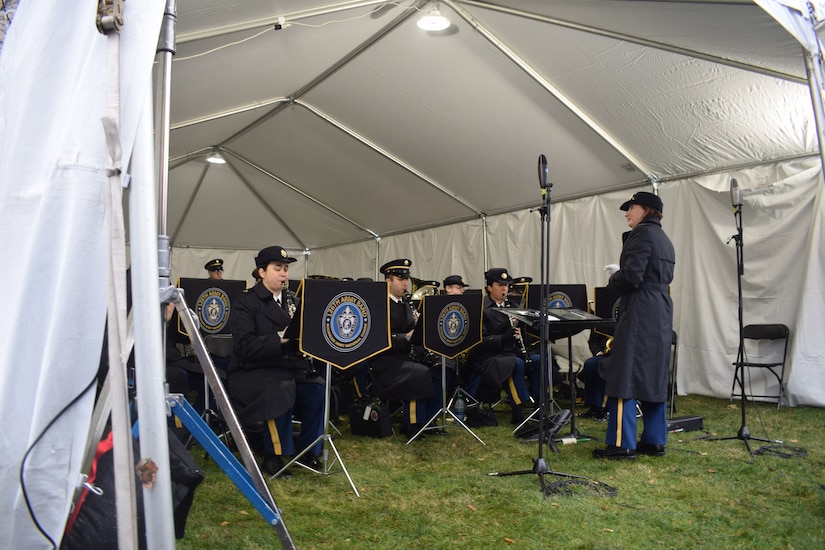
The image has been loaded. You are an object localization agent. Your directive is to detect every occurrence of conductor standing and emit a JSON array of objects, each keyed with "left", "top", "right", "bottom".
[{"left": 593, "top": 191, "right": 675, "bottom": 460}]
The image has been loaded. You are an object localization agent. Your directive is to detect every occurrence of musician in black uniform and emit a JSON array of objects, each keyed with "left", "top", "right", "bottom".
[
  {"left": 368, "top": 259, "right": 439, "bottom": 437},
  {"left": 204, "top": 258, "right": 224, "bottom": 280},
  {"left": 468, "top": 268, "right": 533, "bottom": 424},
  {"left": 226, "top": 245, "right": 325, "bottom": 475}
]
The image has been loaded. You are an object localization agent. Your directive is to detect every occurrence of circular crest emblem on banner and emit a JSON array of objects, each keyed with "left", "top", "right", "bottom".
[
  {"left": 323, "top": 292, "right": 370, "bottom": 352},
  {"left": 545, "top": 291, "right": 573, "bottom": 309},
  {"left": 197, "top": 287, "right": 231, "bottom": 334},
  {"left": 438, "top": 302, "right": 469, "bottom": 347}
]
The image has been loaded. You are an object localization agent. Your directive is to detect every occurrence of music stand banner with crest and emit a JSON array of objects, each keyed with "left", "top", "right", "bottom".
[
  {"left": 298, "top": 280, "right": 391, "bottom": 370},
  {"left": 420, "top": 293, "right": 483, "bottom": 358},
  {"left": 524, "top": 283, "right": 588, "bottom": 311},
  {"left": 177, "top": 277, "right": 247, "bottom": 336}
]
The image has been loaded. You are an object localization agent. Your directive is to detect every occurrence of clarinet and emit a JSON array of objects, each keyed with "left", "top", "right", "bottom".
[{"left": 503, "top": 296, "right": 531, "bottom": 365}]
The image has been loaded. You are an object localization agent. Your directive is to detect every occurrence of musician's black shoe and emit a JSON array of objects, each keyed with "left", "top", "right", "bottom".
[
  {"left": 591, "top": 407, "right": 609, "bottom": 421},
  {"left": 592, "top": 445, "right": 636, "bottom": 460},
  {"left": 510, "top": 405, "right": 525, "bottom": 425},
  {"left": 635, "top": 442, "right": 666, "bottom": 457},
  {"left": 578, "top": 407, "right": 600, "bottom": 418},
  {"left": 262, "top": 455, "right": 292, "bottom": 477},
  {"left": 297, "top": 453, "right": 323, "bottom": 470}
]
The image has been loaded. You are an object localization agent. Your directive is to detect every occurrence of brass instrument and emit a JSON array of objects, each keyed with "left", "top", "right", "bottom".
[
  {"left": 403, "top": 291, "right": 421, "bottom": 324},
  {"left": 603, "top": 336, "right": 614, "bottom": 354},
  {"left": 410, "top": 277, "right": 440, "bottom": 299},
  {"left": 411, "top": 284, "right": 437, "bottom": 300}
]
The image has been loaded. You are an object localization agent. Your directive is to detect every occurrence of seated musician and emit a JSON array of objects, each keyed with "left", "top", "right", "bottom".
[
  {"left": 467, "top": 268, "right": 533, "bottom": 425},
  {"left": 368, "top": 259, "right": 440, "bottom": 437},
  {"left": 577, "top": 336, "right": 612, "bottom": 421},
  {"left": 508, "top": 276, "right": 564, "bottom": 402},
  {"left": 226, "top": 245, "right": 325, "bottom": 476},
  {"left": 435, "top": 274, "right": 472, "bottom": 393}
]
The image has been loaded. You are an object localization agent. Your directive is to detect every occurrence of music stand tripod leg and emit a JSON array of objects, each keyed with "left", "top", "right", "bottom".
[
  {"left": 407, "top": 358, "right": 485, "bottom": 445},
  {"left": 279, "top": 363, "right": 361, "bottom": 497}
]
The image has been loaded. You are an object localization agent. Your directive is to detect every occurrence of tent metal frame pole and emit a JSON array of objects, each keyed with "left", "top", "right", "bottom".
[
  {"left": 455, "top": 0, "right": 805, "bottom": 84},
  {"left": 446, "top": 1, "right": 655, "bottom": 179},
  {"left": 130, "top": 84, "right": 177, "bottom": 550},
  {"left": 218, "top": 1, "right": 429, "bottom": 146},
  {"left": 222, "top": 155, "right": 307, "bottom": 248},
  {"left": 225, "top": 149, "right": 379, "bottom": 241},
  {"left": 177, "top": 0, "right": 398, "bottom": 44},
  {"left": 803, "top": 48, "right": 825, "bottom": 179},
  {"left": 296, "top": 100, "right": 484, "bottom": 216},
  {"left": 155, "top": 0, "right": 175, "bottom": 237}
]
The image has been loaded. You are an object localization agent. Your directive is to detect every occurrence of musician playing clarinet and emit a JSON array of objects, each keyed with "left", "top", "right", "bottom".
[
  {"left": 368, "top": 259, "right": 439, "bottom": 438},
  {"left": 467, "top": 268, "right": 534, "bottom": 425},
  {"left": 226, "top": 245, "right": 325, "bottom": 476}
]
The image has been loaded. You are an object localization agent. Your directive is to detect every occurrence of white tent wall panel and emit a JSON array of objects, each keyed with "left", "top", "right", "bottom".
[
  {"left": 0, "top": 0, "right": 168, "bottom": 546},
  {"left": 169, "top": 159, "right": 825, "bottom": 407},
  {"left": 789, "top": 182, "right": 825, "bottom": 407}
]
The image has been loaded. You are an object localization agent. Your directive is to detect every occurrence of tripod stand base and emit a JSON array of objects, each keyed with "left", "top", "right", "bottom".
[
  {"left": 705, "top": 425, "right": 783, "bottom": 455},
  {"left": 487, "top": 456, "right": 587, "bottom": 481},
  {"left": 274, "top": 434, "right": 361, "bottom": 497},
  {"left": 406, "top": 407, "right": 486, "bottom": 445}
]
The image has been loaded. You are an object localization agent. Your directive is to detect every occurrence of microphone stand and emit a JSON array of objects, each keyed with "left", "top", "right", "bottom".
[
  {"left": 707, "top": 193, "right": 780, "bottom": 454},
  {"left": 489, "top": 155, "right": 584, "bottom": 491}
]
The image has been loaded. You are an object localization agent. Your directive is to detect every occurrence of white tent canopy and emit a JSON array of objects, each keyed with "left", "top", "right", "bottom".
[
  {"left": 164, "top": 1, "right": 825, "bottom": 408},
  {"left": 165, "top": 0, "right": 817, "bottom": 252}
]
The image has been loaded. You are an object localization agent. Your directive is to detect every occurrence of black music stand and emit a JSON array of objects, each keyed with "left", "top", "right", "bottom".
[
  {"left": 176, "top": 278, "right": 246, "bottom": 434},
  {"left": 408, "top": 293, "right": 485, "bottom": 444},
  {"left": 520, "top": 284, "right": 592, "bottom": 438},
  {"left": 287, "top": 280, "right": 393, "bottom": 495}
]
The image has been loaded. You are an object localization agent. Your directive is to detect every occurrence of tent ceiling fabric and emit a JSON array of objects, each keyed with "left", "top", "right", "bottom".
[{"left": 165, "top": 0, "right": 817, "bottom": 251}]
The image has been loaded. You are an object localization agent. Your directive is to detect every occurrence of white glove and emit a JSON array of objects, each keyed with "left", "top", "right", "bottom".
[{"left": 603, "top": 263, "right": 620, "bottom": 275}]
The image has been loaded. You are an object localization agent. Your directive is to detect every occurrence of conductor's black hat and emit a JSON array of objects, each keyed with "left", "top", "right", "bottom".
[
  {"left": 204, "top": 259, "right": 224, "bottom": 272},
  {"left": 255, "top": 245, "right": 297, "bottom": 268},
  {"left": 484, "top": 268, "right": 512, "bottom": 285},
  {"left": 443, "top": 275, "right": 469, "bottom": 288},
  {"left": 620, "top": 191, "right": 663, "bottom": 213},
  {"left": 380, "top": 259, "right": 412, "bottom": 278}
]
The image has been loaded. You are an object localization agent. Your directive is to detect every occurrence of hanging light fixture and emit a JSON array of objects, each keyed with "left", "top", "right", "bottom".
[
  {"left": 417, "top": 2, "right": 450, "bottom": 31},
  {"left": 205, "top": 148, "right": 226, "bottom": 164}
]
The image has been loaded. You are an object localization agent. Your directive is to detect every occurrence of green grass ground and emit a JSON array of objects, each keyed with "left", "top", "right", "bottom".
[{"left": 176, "top": 395, "right": 825, "bottom": 549}]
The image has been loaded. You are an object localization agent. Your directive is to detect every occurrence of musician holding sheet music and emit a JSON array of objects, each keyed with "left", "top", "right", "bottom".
[
  {"left": 226, "top": 245, "right": 325, "bottom": 476},
  {"left": 368, "top": 259, "right": 439, "bottom": 438}
]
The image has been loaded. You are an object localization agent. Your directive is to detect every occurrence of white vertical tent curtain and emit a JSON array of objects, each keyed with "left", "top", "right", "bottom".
[{"left": 0, "top": 0, "right": 166, "bottom": 547}]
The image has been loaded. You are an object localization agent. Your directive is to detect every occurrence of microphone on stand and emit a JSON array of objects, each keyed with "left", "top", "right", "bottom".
[
  {"left": 538, "top": 154, "right": 548, "bottom": 189},
  {"left": 730, "top": 178, "right": 740, "bottom": 212}
]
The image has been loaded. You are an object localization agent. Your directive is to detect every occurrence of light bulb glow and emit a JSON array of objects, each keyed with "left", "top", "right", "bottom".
[
  {"left": 206, "top": 151, "right": 226, "bottom": 164},
  {"left": 417, "top": 6, "right": 450, "bottom": 31}
]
